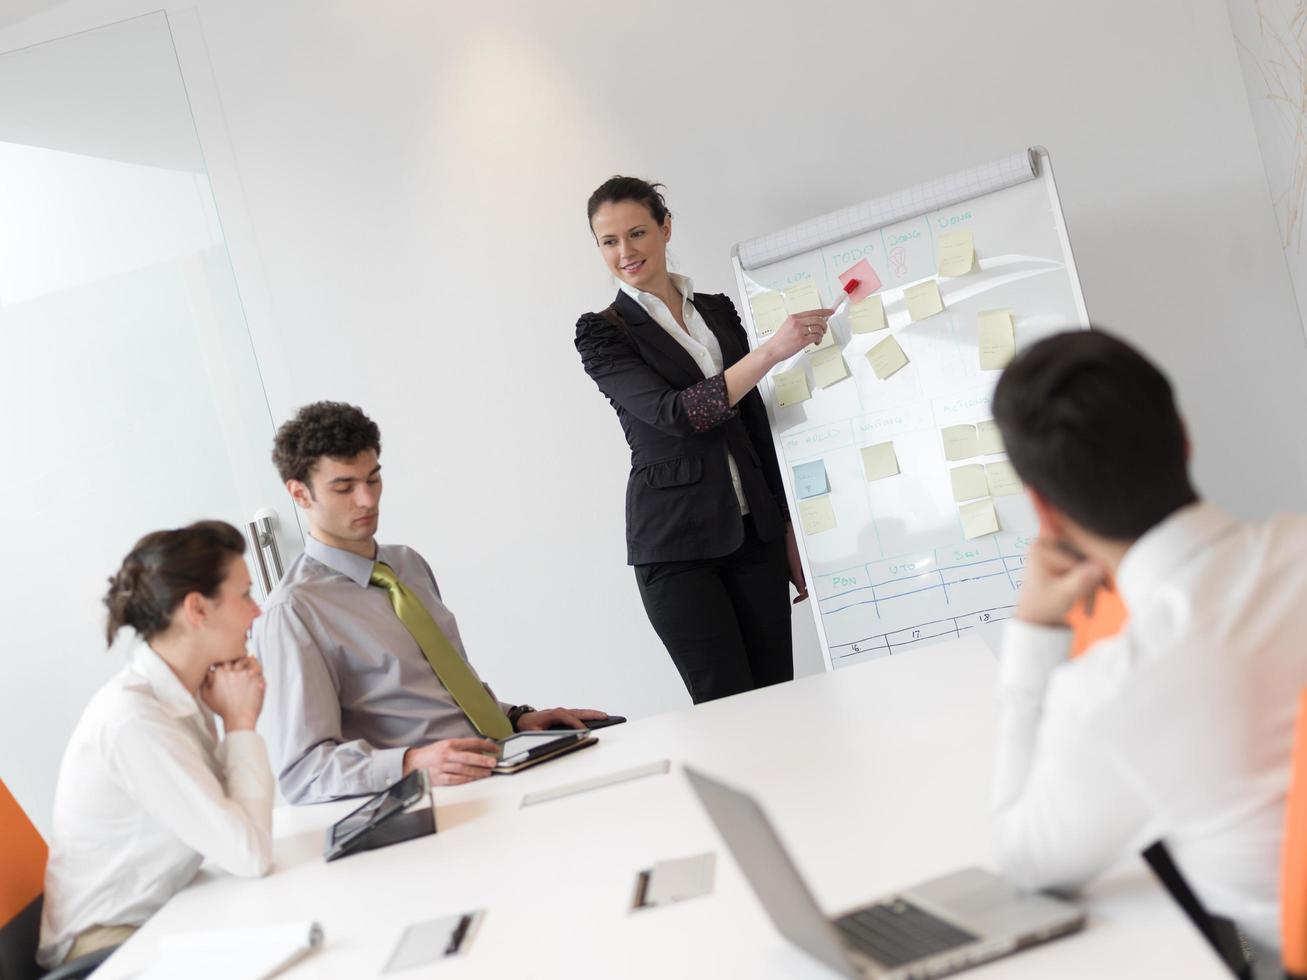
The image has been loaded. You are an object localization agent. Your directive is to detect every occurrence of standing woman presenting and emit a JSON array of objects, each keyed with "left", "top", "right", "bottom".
[{"left": 575, "top": 176, "right": 830, "bottom": 704}]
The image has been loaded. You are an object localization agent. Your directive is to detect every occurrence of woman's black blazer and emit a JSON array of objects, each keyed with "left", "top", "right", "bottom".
[{"left": 575, "top": 289, "right": 789, "bottom": 565}]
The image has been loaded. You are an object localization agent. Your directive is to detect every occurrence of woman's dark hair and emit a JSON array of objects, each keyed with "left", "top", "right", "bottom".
[
  {"left": 104, "top": 520, "right": 247, "bottom": 646},
  {"left": 991, "top": 329, "right": 1197, "bottom": 540},
  {"left": 272, "top": 401, "right": 381, "bottom": 488},
  {"left": 586, "top": 175, "right": 671, "bottom": 230}
]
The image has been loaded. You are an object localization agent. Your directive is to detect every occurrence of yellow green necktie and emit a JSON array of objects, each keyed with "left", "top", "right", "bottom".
[{"left": 370, "top": 561, "right": 513, "bottom": 739}]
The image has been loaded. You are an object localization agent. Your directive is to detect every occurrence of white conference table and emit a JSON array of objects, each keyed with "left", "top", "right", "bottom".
[{"left": 97, "top": 636, "right": 1228, "bottom": 978}]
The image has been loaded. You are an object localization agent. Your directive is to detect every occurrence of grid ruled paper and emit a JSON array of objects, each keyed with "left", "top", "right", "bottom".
[{"left": 736, "top": 149, "right": 1036, "bottom": 270}]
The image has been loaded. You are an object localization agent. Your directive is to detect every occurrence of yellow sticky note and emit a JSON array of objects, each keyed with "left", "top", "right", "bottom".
[
  {"left": 977, "top": 419, "right": 1004, "bottom": 455},
  {"left": 941, "top": 424, "right": 979, "bottom": 461},
  {"left": 798, "top": 495, "right": 838, "bottom": 535},
  {"left": 938, "top": 229, "right": 975, "bottom": 277},
  {"left": 986, "top": 460, "right": 1023, "bottom": 496},
  {"left": 783, "top": 281, "right": 822, "bottom": 314},
  {"left": 773, "top": 368, "right": 811, "bottom": 408},
  {"left": 978, "top": 310, "right": 1015, "bottom": 371},
  {"left": 949, "top": 464, "right": 988, "bottom": 502},
  {"left": 960, "top": 498, "right": 1000, "bottom": 540},
  {"left": 861, "top": 442, "right": 899, "bottom": 481},
  {"left": 905, "top": 280, "right": 944, "bottom": 321},
  {"left": 867, "top": 334, "right": 909, "bottom": 380},
  {"left": 809, "top": 346, "right": 850, "bottom": 388},
  {"left": 749, "top": 292, "right": 787, "bottom": 337},
  {"left": 848, "top": 295, "right": 887, "bottom": 334}
]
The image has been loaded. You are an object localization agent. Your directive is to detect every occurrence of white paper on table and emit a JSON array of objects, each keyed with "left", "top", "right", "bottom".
[{"left": 135, "top": 921, "right": 324, "bottom": 980}]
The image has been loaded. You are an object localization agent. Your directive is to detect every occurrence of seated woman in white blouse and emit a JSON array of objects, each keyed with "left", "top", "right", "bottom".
[{"left": 38, "top": 520, "right": 274, "bottom": 968}]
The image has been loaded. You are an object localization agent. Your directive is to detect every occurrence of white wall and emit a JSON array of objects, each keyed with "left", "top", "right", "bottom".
[
  {"left": 1226, "top": 0, "right": 1307, "bottom": 345},
  {"left": 4, "top": 0, "right": 1306, "bottom": 773}
]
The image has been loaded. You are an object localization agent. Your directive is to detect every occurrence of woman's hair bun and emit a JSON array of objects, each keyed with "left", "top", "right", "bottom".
[{"left": 103, "top": 521, "right": 246, "bottom": 646}]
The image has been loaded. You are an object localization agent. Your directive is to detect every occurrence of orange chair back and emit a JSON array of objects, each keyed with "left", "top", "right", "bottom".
[
  {"left": 1067, "top": 584, "right": 1127, "bottom": 658},
  {"left": 0, "top": 779, "right": 46, "bottom": 929},
  {"left": 1283, "top": 689, "right": 1307, "bottom": 977}
]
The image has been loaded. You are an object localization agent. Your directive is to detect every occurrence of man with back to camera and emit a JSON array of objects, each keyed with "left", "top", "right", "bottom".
[
  {"left": 252, "top": 401, "right": 608, "bottom": 804},
  {"left": 989, "top": 328, "right": 1307, "bottom": 967}
]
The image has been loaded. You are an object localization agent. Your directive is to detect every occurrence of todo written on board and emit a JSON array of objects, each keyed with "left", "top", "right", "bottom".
[{"left": 731, "top": 148, "right": 1089, "bottom": 670}]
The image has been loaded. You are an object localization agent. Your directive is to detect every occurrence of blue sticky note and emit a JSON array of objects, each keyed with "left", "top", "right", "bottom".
[{"left": 793, "top": 461, "right": 830, "bottom": 500}]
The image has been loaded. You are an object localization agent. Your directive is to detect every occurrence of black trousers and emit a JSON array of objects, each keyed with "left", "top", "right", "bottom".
[{"left": 634, "top": 516, "right": 793, "bottom": 704}]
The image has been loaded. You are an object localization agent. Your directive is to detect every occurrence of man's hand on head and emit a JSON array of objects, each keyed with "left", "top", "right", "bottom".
[
  {"left": 514, "top": 708, "right": 608, "bottom": 732},
  {"left": 1017, "top": 537, "right": 1105, "bottom": 628}
]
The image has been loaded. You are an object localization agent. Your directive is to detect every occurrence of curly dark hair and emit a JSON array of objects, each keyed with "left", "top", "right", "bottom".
[{"left": 272, "top": 401, "right": 381, "bottom": 488}]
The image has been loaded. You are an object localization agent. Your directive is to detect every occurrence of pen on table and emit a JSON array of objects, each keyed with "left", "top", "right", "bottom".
[{"left": 445, "top": 913, "right": 472, "bottom": 955}]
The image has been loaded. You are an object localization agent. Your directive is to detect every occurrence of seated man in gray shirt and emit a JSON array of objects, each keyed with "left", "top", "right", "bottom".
[{"left": 253, "top": 401, "right": 608, "bottom": 804}]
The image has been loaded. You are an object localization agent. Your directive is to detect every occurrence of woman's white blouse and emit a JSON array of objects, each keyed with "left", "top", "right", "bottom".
[{"left": 37, "top": 640, "right": 273, "bottom": 968}]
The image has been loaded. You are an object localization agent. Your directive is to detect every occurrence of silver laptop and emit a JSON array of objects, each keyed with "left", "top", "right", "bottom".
[{"left": 684, "top": 766, "right": 1085, "bottom": 979}]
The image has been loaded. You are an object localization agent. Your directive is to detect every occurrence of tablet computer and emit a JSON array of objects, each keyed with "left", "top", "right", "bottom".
[
  {"left": 548, "top": 715, "right": 626, "bottom": 731},
  {"left": 324, "top": 769, "right": 432, "bottom": 862},
  {"left": 493, "top": 730, "right": 596, "bottom": 774}
]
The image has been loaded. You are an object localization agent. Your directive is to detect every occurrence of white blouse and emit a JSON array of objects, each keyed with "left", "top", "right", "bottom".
[{"left": 38, "top": 640, "right": 274, "bottom": 968}]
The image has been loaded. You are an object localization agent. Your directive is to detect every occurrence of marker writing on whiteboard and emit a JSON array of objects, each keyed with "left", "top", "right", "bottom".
[
  {"left": 830, "top": 278, "right": 860, "bottom": 317},
  {"left": 768, "top": 277, "right": 863, "bottom": 377}
]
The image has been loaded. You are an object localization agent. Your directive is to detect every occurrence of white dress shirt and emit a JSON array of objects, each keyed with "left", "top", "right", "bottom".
[
  {"left": 620, "top": 272, "right": 749, "bottom": 514},
  {"left": 38, "top": 640, "right": 274, "bottom": 968},
  {"left": 993, "top": 502, "right": 1307, "bottom": 952}
]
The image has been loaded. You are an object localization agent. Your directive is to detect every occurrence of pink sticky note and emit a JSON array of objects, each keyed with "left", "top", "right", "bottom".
[{"left": 839, "top": 258, "right": 883, "bottom": 303}]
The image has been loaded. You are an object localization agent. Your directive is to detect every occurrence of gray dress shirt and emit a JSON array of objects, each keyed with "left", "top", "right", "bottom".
[{"left": 252, "top": 534, "right": 514, "bottom": 804}]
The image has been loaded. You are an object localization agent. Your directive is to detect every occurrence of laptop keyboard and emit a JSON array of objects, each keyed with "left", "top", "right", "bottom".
[{"left": 835, "top": 898, "right": 978, "bottom": 968}]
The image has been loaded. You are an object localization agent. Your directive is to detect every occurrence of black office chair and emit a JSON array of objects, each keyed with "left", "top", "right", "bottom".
[
  {"left": 1142, "top": 841, "right": 1255, "bottom": 980},
  {"left": 0, "top": 894, "right": 118, "bottom": 980},
  {"left": 1, "top": 779, "right": 119, "bottom": 980}
]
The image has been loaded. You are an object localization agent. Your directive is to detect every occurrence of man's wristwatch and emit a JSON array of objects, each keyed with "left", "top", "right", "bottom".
[{"left": 507, "top": 704, "right": 536, "bottom": 730}]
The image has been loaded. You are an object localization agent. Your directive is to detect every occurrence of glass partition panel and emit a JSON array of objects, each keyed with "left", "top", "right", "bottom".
[{"left": 0, "top": 12, "right": 297, "bottom": 833}]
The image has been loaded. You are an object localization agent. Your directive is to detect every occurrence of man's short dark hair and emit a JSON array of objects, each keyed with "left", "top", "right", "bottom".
[
  {"left": 991, "top": 329, "right": 1196, "bottom": 540},
  {"left": 272, "top": 401, "right": 381, "bottom": 488}
]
